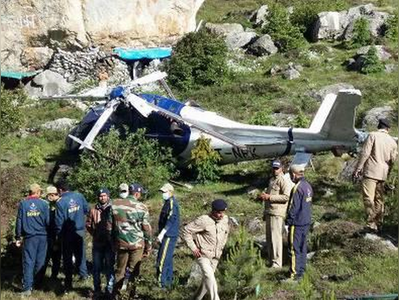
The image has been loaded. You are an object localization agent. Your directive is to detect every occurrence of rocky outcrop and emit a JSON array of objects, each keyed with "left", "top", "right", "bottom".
[
  {"left": 1, "top": 0, "right": 204, "bottom": 71},
  {"left": 311, "top": 4, "right": 391, "bottom": 42}
]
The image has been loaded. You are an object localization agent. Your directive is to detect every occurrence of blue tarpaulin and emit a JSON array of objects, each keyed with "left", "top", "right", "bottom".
[
  {"left": 112, "top": 47, "right": 172, "bottom": 62},
  {"left": 1, "top": 70, "right": 40, "bottom": 80}
]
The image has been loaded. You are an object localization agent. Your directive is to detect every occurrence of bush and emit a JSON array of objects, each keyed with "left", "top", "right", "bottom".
[
  {"left": 0, "top": 84, "right": 27, "bottom": 135},
  {"left": 27, "top": 145, "right": 46, "bottom": 168},
  {"left": 262, "top": 2, "right": 306, "bottom": 52},
  {"left": 347, "top": 18, "right": 372, "bottom": 49},
  {"left": 290, "top": 0, "right": 347, "bottom": 40},
  {"left": 292, "top": 110, "right": 311, "bottom": 128},
  {"left": 249, "top": 109, "right": 274, "bottom": 125},
  {"left": 188, "top": 135, "right": 221, "bottom": 183},
  {"left": 360, "top": 46, "right": 384, "bottom": 74},
  {"left": 219, "top": 227, "right": 268, "bottom": 299},
  {"left": 166, "top": 29, "right": 229, "bottom": 92},
  {"left": 68, "top": 128, "right": 176, "bottom": 202},
  {"left": 384, "top": 13, "right": 398, "bottom": 42}
]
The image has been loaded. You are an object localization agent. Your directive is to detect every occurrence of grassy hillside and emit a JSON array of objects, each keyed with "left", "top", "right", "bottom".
[{"left": 1, "top": 0, "right": 398, "bottom": 299}]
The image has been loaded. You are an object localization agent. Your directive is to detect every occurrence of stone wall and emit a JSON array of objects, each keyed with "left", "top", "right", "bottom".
[{"left": 1, "top": 0, "right": 204, "bottom": 71}]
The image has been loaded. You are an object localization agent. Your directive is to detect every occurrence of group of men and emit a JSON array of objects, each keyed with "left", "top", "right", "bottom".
[
  {"left": 15, "top": 179, "right": 230, "bottom": 300},
  {"left": 258, "top": 118, "right": 397, "bottom": 282},
  {"left": 260, "top": 160, "right": 313, "bottom": 282},
  {"left": 14, "top": 117, "right": 397, "bottom": 299}
]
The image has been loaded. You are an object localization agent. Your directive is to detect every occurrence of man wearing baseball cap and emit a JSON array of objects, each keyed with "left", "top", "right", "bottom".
[
  {"left": 86, "top": 188, "right": 114, "bottom": 298},
  {"left": 285, "top": 164, "right": 313, "bottom": 282},
  {"left": 15, "top": 183, "right": 49, "bottom": 296},
  {"left": 259, "top": 159, "right": 293, "bottom": 269},
  {"left": 353, "top": 118, "right": 397, "bottom": 233},
  {"left": 39, "top": 186, "right": 62, "bottom": 282},
  {"left": 110, "top": 182, "right": 152, "bottom": 298},
  {"left": 182, "top": 199, "right": 230, "bottom": 300},
  {"left": 156, "top": 183, "right": 180, "bottom": 288},
  {"left": 118, "top": 183, "right": 129, "bottom": 199}
]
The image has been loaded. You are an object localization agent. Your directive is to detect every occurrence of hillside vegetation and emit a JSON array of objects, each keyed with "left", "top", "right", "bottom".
[{"left": 1, "top": 0, "right": 398, "bottom": 299}]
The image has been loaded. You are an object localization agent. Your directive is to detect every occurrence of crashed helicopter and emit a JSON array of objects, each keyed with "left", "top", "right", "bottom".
[{"left": 43, "top": 71, "right": 366, "bottom": 167}]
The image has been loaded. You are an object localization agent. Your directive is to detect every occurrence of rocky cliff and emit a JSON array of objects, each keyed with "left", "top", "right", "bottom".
[{"left": 1, "top": 0, "right": 204, "bottom": 71}]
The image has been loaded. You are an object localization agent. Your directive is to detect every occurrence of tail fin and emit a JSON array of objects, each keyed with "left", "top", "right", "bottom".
[{"left": 309, "top": 89, "right": 361, "bottom": 140}]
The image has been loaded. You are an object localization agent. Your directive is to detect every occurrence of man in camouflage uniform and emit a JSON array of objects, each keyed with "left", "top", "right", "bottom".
[{"left": 110, "top": 183, "right": 152, "bottom": 297}]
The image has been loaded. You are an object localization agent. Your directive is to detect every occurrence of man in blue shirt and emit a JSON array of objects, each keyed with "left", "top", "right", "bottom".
[
  {"left": 15, "top": 183, "right": 49, "bottom": 296},
  {"left": 286, "top": 164, "right": 313, "bottom": 282},
  {"left": 55, "top": 180, "right": 89, "bottom": 292},
  {"left": 156, "top": 183, "right": 180, "bottom": 288}
]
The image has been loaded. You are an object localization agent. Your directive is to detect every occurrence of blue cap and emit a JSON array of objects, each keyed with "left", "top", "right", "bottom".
[
  {"left": 98, "top": 187, "right": 110, "bottom": 196},
  {"left": 129, "top": 183, "right": 147, "bottom": 194},
  {"left": 272, "top": 160, "right": 282, "bottom": 168},
  {"left": 211, "top": 199, "right": 228, "bottom": 211}
]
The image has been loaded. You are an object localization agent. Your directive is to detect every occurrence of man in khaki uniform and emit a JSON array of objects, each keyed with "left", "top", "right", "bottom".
[
  {"left": 181, "top": 199, "right": 229, "bottom": 300},
  {"left": 354, "top": 118, "right": 397, "bottom": 232},
  {"left": 260, "top": 160, "right": 293, "bottom": 268}
]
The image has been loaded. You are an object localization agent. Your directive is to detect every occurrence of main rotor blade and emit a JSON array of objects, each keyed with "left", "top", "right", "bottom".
[
  {"left": 40, "top": 95, "right": 107, "bottom": 101},
  {"left": 70, "top": 99, "right": 120, "bottom": 150},
  {"left": 129, "top": 71, "right": 167, "bottom": 87}
]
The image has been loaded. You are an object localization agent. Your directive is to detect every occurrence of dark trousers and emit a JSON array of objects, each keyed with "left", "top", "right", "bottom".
[
  {"left": 22, "top": 235, "right": 48, "bottom": 291},
  {"left": 62, "top": 232, "right": 88, "bottom": 287},
  {"left": 156, "top": 236, "right": 177, "bottom": 288},
  {"left": 287, "top": 225, "right": 310, "bottom": 279},
  {"left": 37, "top": 237, "right": 62, "bottom": 281},
  {"left": 92, "top": 244, "right": 115, "bottom": 293}
]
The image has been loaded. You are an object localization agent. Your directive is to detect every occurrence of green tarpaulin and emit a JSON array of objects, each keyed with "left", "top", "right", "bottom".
[{"left": 1, "top": 70, "right": 40, "bottom": 80}]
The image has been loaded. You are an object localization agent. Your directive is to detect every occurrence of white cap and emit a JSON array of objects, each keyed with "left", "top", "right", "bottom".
[
  {"left": 290, "top": 164, "right": 305, "bottom": 174},
  {"left": 119, "top": 183, "right": 129, "bottom": 192},
  {"left": 159, "top": 183, "right": 174, "bottom": 193}
]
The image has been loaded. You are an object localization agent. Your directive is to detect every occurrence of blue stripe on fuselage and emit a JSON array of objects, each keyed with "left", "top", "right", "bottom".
[{"left": 139, "top": 94, "right": 185, "bottom": 116}]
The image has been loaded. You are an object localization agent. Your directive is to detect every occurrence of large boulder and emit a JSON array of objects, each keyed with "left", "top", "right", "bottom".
[
  {"left": 24, "top": 70, "right": 73, "bottom": 97},
  {"left": 246, "top": 34, "right": 277, "bottom": 56},
  {"left": 205, "top": 23, "right": 244, "bottom": 36},
  {"left": 1, "top": 0, "right": 205, "bottom": 71},
  {"left": 41, "top": 118, "right": 78, "bottom": 131},
  {"left": 346, "top": 45, "right": 391, "bottom": 71},
  {"left": 20, "top": 47, "right": 54, "bottom": 70},
  {"left": 308, "top": 83, "right": 355, "bottom": 102},
  {"left": 225, "top": 31, "right": 257, "bottom": 50},
  {"left": 362, "top": 106, "right": 394, "bottom": 128},
  {"left": 311, "top": 4, "right": 392, "bottom": 42}
]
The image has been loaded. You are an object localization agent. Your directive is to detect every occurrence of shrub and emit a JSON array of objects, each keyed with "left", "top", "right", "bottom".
[
  {"left": 290, "top": 0, "right": 347, "bottom": 40},
  {"left": 188, "top": 135, "right": 221, "bottom": 183},
  {"left": 384, "top": 13, "right": 398, "bottom": 42},
  {"left": 166, "top": 29, "right": 229, "bottom": 92},
  {"left": 219, "top": 227, "right": 268, "bottom": 299},
  {"left": 27, "top": 145, "right": 46, "bottom": 168},
  {"left": 249, "top": 109, "right": 274, "bottom": 125},
  {"left": 348, "top": 18, "right": 372, "bottom": 49},
  {"left": 68, "top": 128, "right": 176, "bottom": 202},
  {"left": 292, "top": 110, "right": 311, "bottom": 128},
  {"left": 0, "top": 84, "right": 27, "bottom": 135},
  {"left": 360, "top": 46, "right": 384, "bottom": 74},
  {"left": 262, "top": 2, "right": 306, "bottom": 52}
]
